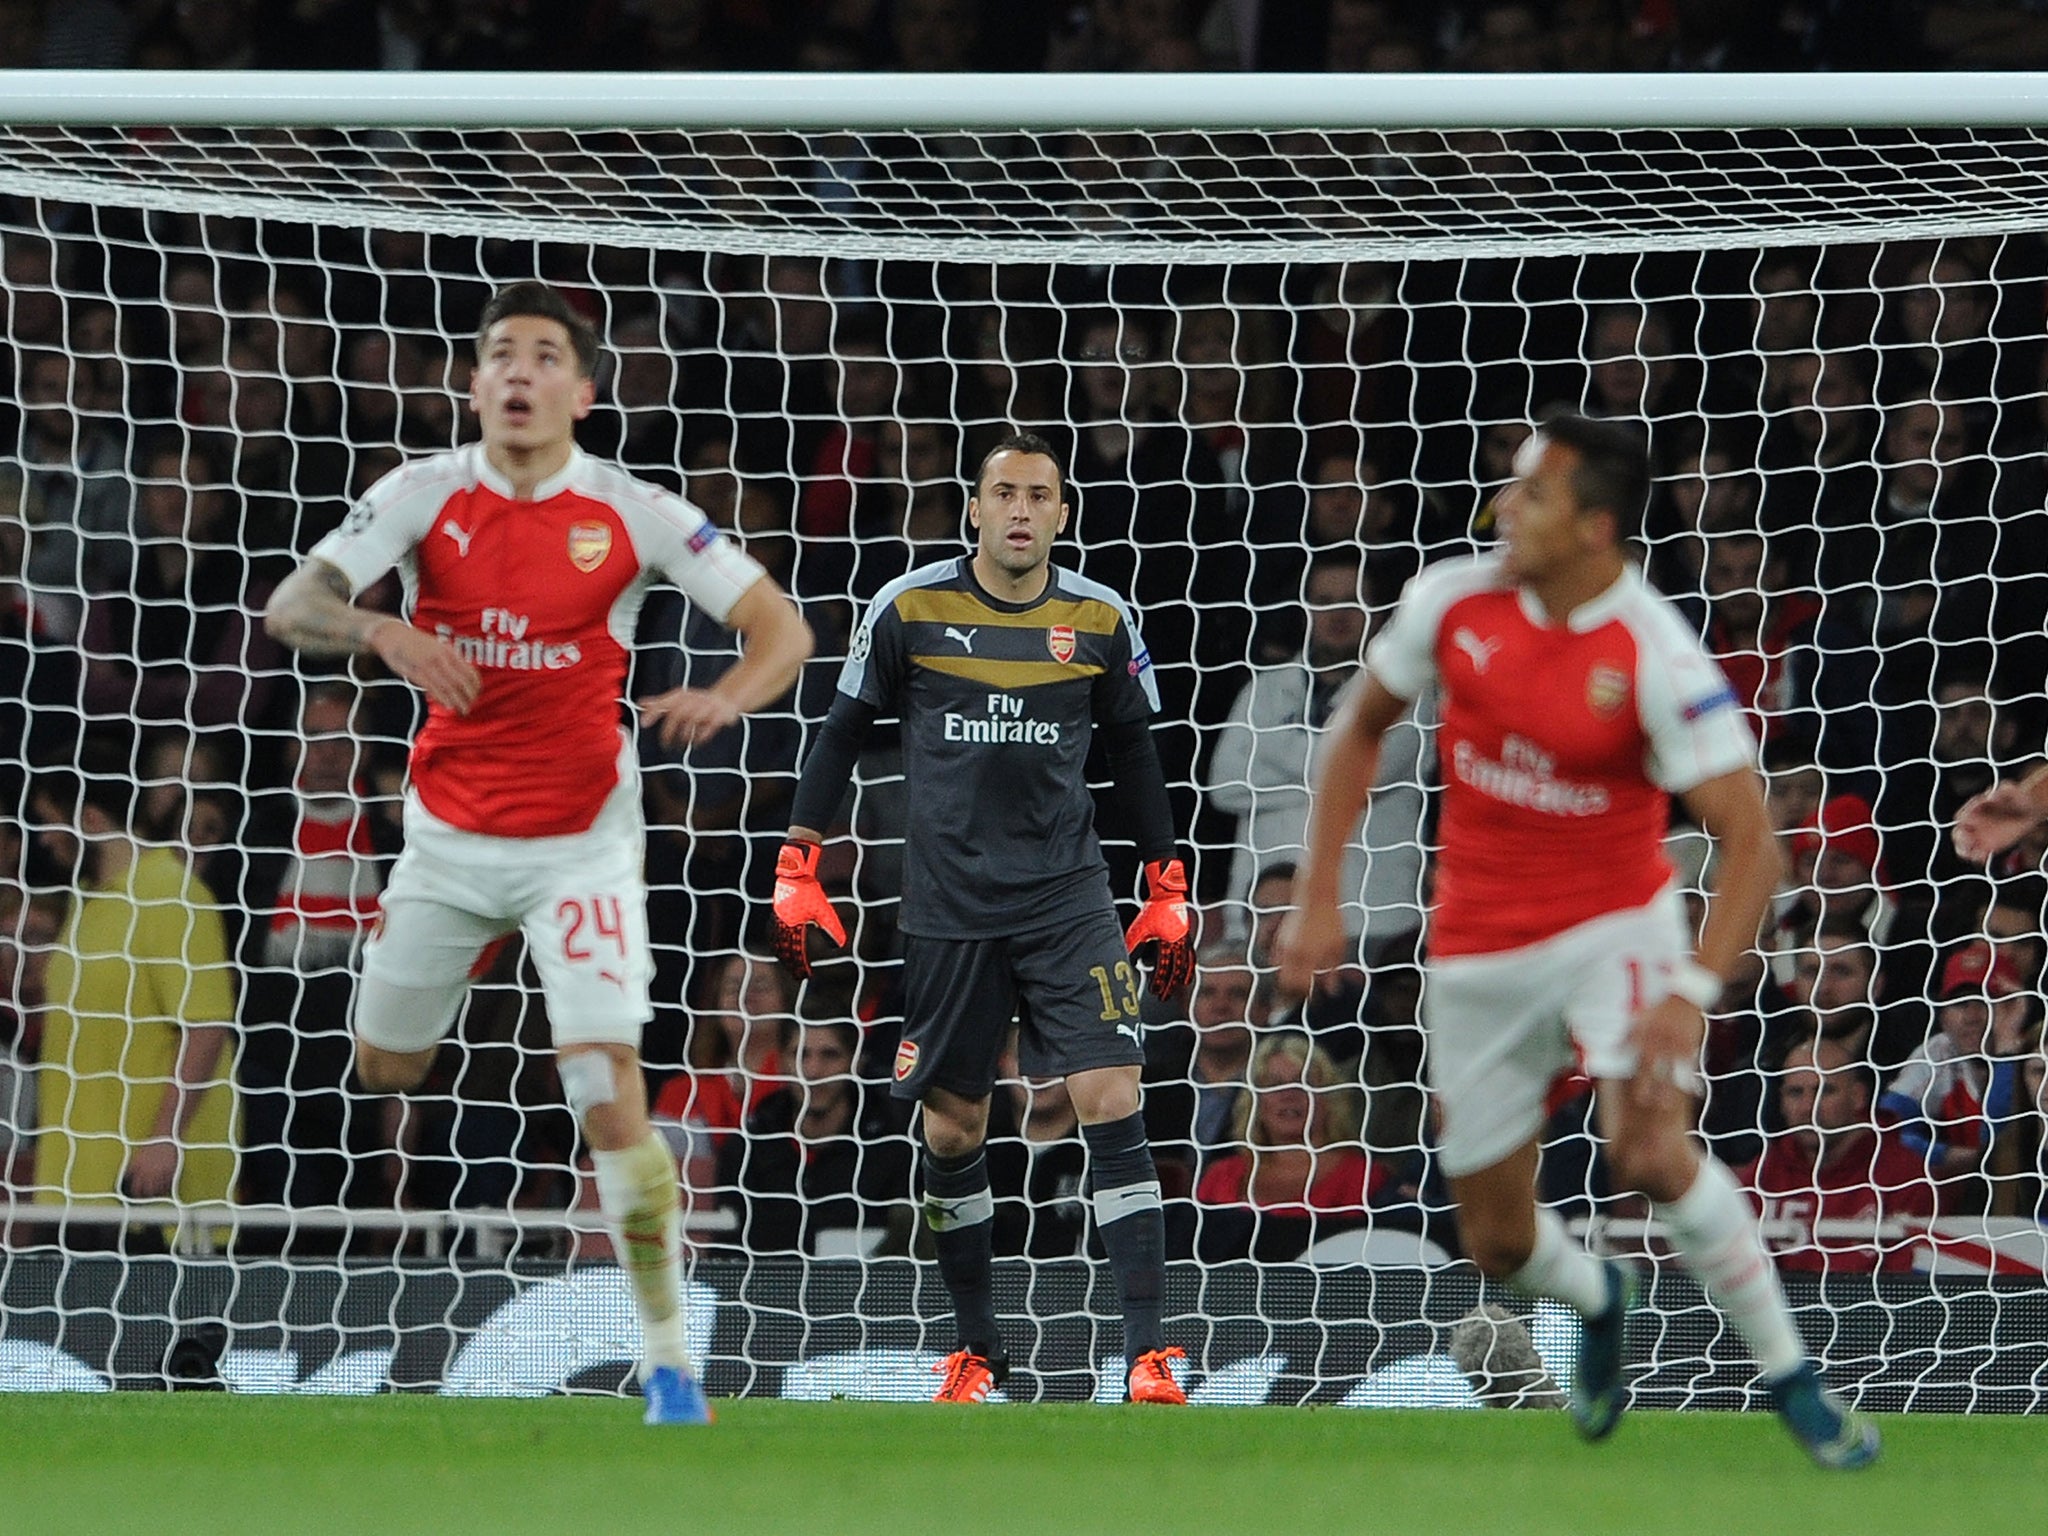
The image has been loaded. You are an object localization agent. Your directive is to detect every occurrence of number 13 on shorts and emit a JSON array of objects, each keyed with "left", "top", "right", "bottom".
[
  {"left": 1564, "top": 899, "right": 1688, "bottom": 1080},
  {"left": 1089, "top": 961, "right": 1142, "bottom": 1022}
]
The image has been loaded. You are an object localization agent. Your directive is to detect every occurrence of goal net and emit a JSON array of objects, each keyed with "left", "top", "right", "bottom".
[{"left": 2, "top": 70, "right": 2046, "bottom": 1409}]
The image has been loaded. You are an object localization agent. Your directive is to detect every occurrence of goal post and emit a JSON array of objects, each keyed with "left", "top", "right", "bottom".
[{"left": 2, "top": 69, "right": 2046, "bottom": 1408}]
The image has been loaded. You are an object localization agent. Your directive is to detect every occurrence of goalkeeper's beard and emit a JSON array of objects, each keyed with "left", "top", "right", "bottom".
[{"left": 983, "top": 539, "right": 1050, "bottom": 580}]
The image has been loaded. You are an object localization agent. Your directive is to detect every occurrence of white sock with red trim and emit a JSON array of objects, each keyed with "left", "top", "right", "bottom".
[
  {"left": 592, "top": 1133, "right": 693, "bottom": 1374},
  {"left": 1655, "top": 1155, "right": 1804, "bottom": 1379}
]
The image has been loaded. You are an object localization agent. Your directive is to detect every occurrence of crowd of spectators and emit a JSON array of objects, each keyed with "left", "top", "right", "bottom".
[
  {"left": 1, "top": 7, "right": 2046, "bottom": 1271},
  {"left": 1, "top": 2, "right": 2038, "bottom": 77}
]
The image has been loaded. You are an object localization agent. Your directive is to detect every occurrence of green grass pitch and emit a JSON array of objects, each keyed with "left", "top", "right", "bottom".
[{"left": 8, "top": 1396, "right": 2044, "bottom": 1536}]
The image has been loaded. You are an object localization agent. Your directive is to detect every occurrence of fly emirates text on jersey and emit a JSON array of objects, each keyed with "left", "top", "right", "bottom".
[
  {"left": 942, "top": 691, "right": 1063, "bottom": 745},
  {"left": 434, "top": 607, "right": 583, "bottom": 672}
]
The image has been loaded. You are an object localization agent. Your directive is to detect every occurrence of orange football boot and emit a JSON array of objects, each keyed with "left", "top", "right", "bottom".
[
  {"left": 932, "top": 1349, "right": 1001, "bottom": 1403},
  {"left": 1127, "top": 1347, "right": 1188, "bottom": 1405}
]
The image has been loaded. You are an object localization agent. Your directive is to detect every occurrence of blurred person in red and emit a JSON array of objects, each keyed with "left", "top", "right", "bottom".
[
  {"left": 1741, "top": 1035, "right": 1935, "bottom": 1274},
  {"left": 1191, "top": 1030, "right": 1389, "bottom": 1262},
  {"left": 235, "top": 680, "right": 400, "bottom": 1242},
  {"left": 1698, "top": 531, "right": 1820, "bottom": 756},
  {"left": 649, "top": 951, "right": 794, "bottom": 1192},
  {"left": 1141, "top": 941, "right": 1258, "bottom": 1188},
  {"left": 1985, "top": 1041, "right": 2048, "bottom": 1222},
  {"left": 1768, "top": 792, "right": 1890, "bottom": 972}
]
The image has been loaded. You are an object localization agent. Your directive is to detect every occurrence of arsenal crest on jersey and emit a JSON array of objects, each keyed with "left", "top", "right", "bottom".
[
  {"left": 567, "top": 521, "right": 612, "bottom": 573},
  {"left": 1047, "top": 624, "right": 1077, "bottom": 663},
  {"left": 1586, "top": 662, "right": 1630, "bottom": 719},
  {"left": 893, "top": 1039, "right": 920, "bottom": 1082}
]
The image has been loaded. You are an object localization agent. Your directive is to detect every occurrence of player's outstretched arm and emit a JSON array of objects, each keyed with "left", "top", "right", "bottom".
[
  {"left": 1273, "top": 671, "right": 1407, "bottom": 1001},
  {"left": 638, "top": 576, "right": 813, "bottom": 749},
  {"left": 1954, "top": 763, "right": 2048, "bottom": 863},
  {"left": 265, "top": 558, "right": 481, "bottom": 714}
]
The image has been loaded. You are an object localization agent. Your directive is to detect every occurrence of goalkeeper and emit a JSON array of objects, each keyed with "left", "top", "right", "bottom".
[{"left": 774, "top": 432, "right": 1194, "bottom": 1407}]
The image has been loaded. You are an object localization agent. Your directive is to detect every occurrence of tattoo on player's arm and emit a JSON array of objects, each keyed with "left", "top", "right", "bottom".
[{"left": 265, "top": 561, "right": 387, "bottom": 656}]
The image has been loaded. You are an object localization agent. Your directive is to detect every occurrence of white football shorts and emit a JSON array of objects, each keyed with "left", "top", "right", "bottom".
[
  {"left": 1423, "top": 888, "right": 1692, "bottom": 1179},
  {"left": 354, "top": 773, "right": 654, "bottom": 1053}
]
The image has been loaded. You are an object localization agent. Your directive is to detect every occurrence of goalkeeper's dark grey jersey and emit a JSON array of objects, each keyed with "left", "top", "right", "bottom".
[{"left": 837, "top": 557, "right": 1160, "bottom": 939}]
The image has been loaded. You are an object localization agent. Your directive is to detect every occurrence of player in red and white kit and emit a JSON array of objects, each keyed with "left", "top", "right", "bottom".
[
  {"left": 265, "top": 281, "right": 812, "bottom": 1424},
  {"left": 1274, "top": 413, "right": 1878, "bottom": 1468}
]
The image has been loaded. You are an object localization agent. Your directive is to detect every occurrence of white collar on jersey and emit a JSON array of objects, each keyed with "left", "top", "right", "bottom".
[
  {"left": 469, "top": 442, "right": 585, "bottom": 503},
  {"left": 1514, "top": 563, "right": 1635, "bottom": 633}
]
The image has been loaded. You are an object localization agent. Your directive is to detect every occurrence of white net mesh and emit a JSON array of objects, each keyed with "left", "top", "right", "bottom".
[
  {"left": 2, "top": 92, "right": 2046, "bottom": 1408},
  {"left": 10, "top": 124, "right": 2048, "bottom": 260}
]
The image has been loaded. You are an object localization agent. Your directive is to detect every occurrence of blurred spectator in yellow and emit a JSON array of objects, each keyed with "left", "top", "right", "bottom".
[{"left": 30, "top": 772, "right": 237, "bottom": 1232}]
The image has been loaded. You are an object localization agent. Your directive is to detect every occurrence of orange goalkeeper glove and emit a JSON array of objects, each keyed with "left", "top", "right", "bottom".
[
  {"left": 771, "top": 840, "right": 846, "bottom": 980},
  {"left": 1124, "top": 857, "right": 1194, "bottom": 999}
]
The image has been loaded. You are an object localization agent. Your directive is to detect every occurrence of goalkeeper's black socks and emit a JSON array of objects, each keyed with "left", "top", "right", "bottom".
[
  {"left": 1083, "top": 1112, "right": 1167, "bottom": 1360},
  {"left": 923, "top": 1145, "right": 1002, "bottom": 1363}
]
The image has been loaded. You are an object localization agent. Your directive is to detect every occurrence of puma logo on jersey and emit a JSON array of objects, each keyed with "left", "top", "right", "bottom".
[
  {"left": 1116, "top": 1019, "right": 1142, "bottom": 1048},
  {"left": 1452, "top": 627, "right": 1501, "bottom": 673},
  {"left": 944, "top": 626, "right": 978, "bottom": 652},
  {"left": 441, "top": 519, "right": 474, "bottom": 557}
]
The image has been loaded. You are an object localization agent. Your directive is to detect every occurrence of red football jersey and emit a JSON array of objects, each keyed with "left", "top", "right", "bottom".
[
  {"left": 1192, "top": 1145, "right": 1389, "bottom": 1216},
  {"left": 314, "top": 445, "right": 765, "bottom": 838},
  {"left": 1740, "top": 1126, "right": 1937, "bottom": 1274},
  {"left": 1368, "top": 555, "right": 1754, "bottom": 956}
]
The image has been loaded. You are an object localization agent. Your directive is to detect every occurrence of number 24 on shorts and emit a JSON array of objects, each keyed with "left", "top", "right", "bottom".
[{"left": 557, "top": 895, "right": 628, "bottom": 968}]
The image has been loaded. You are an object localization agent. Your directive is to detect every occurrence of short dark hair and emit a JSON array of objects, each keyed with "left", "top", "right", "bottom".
[
  {"left": 1785, "top": 1034, "right": 1878, "bottom": 1107},
  {"left": 973, "top": 430, "right": 1064, "bottom": 501},
  {"left": 31, "top": 769, "right": 136, "bottom": 832},
  {"left": 475, "top": 281, "right": 600, "bottom": 378},
  {"left": 800, "top": 1017, "right": 862, "bottom": 1060},
  {"left": 1535, "top": 410, "right": 1650, "bottom": 541}
]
